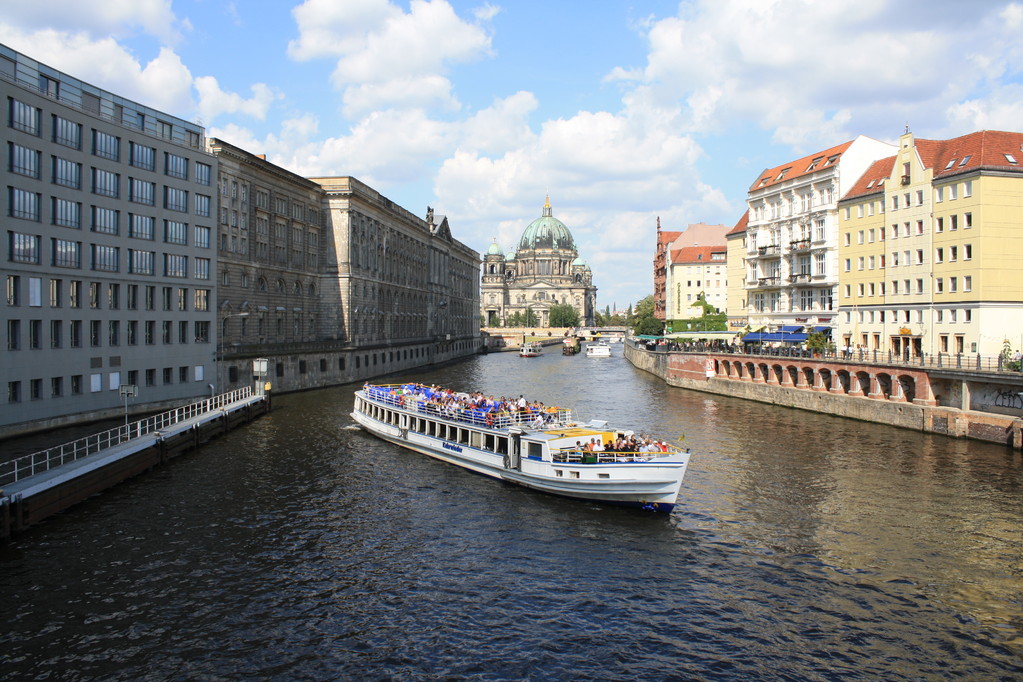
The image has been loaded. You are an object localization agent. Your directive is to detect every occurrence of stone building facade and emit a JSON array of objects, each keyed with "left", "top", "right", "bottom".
[
  {"left": 206, "top": 138, "right": 326, "bottom": 391},
  {"left": 481, "top": 196, "right": 596, "bottom": 327}
]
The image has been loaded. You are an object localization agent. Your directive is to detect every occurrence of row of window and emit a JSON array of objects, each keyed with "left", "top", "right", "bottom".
[
  {"left": 8, "top": 98, "right": 211, "bottom": 183},
  {"left": 223, "top": 178, "right": 318, "bottom": 224},
  {"left": 844, "top": 275, "right": 974, "bottom": 298},
  {"left": 845, "top": 308, "right": 973, "bottom": 326},
  {"left": 7, "top": 194, "right": 211, "bottom": 243},
  {"left": 6, "top": 276, "right": 210, "bottom": 313},
  {"left": 8, "top": 232, "right": 210, "bottom": 278},
  {"left": 7, "top": 318, "right": 211, "bottom": 350},
  {"left": 221, "top": 271, "right": 316, "bottom": 296},
  {"left": 8, "top": 180, "right": 206, "bottom": 215},
  {"left": 846, "top": 214, "right": 973, "bottom": 245},
  {"left": 7, "top": 366, "right": 204, "bottom": 403},
  {"left": 750, "top": 289, "right": 834, "bottom": 313},
  {"left": 844, "top": 243, "right": 974, "bottom": 271}
]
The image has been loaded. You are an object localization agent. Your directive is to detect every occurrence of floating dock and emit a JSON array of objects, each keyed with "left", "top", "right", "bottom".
[{"left": 0, "top": 388, "right": 269, "bottom": 540}]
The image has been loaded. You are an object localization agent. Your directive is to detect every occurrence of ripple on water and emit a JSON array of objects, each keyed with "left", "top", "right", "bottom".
[{"left": 2, "top": 353, "right": 1023, "bottom": 679}]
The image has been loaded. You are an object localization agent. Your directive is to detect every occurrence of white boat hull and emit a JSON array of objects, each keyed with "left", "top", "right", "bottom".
[{"left": 351, "top": 391, "right": 688, "bottom": 512}]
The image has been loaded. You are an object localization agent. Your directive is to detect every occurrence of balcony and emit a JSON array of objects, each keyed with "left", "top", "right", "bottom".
[
  {"left": 790, "top": 238, "right": 811, "bottom": 251},
  {"left": 751, "top": 276, "right": 782, "bottom": 289},
  {"left": 791, "top": 272, "right": 813, "bottom": 285},
  {"left": 752, "top": 244, "right": 781, "bottom": 258}
]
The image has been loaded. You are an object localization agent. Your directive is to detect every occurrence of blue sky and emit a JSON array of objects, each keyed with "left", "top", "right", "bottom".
[{"left": 4, "top": 0, "right": 1023, "bottom": 311}]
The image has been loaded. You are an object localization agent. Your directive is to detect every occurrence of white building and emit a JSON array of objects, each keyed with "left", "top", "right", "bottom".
[{"left": 743, "top": 135, "right": 897, "bottom": 334}]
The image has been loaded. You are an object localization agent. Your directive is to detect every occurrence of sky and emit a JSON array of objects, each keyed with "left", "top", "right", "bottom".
[{"left": 3, "top": 0, "right": 1023, "bottom": 311}]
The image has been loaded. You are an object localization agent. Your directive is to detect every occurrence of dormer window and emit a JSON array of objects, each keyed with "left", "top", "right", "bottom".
[
  {"left": 776, "top": 168, "right": 790, "bottom": 181},
  {"left": 806, "top": 156, "right": 824, "bottom": 171},
  {"left": 866, "top": 180, "right": 875, "bottom": 188},
  {"left": 958, "top": 155, "right": 971, "bottom": 167},
  {"left": 944, "top": 158, "right": 957, "bottom": 170},
  {"left": 1005, "top": 153, "right": 1017, "bottom": 164}
]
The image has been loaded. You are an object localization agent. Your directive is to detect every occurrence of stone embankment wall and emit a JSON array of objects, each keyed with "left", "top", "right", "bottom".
[{"left": 626, "top": 344, "right": 1023, "bottom": 449}]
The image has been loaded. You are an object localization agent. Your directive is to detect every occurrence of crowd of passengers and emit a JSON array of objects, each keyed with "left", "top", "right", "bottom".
[
  {"left": 564, "top": 435, "right": 673, "bottom": 458},
  {"left": 364, "top": 383, "right": 565, "bottom": 428}
]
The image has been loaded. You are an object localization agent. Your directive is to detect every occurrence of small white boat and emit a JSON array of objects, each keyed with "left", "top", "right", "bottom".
[
  {"left": 586, "top": 342, "right": 612, "bottom": 357},
  {"left": 352, "top": 384, "right": 692, "bottom": 512},
  {"left": 520, "top": 341, "right": 543, "bottom": 357}
]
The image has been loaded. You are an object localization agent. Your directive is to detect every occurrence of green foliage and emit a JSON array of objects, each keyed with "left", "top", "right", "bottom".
[
  {"left": 806, "top": 330, "right": 834, "bottom": 353},
  {"left": 523, "top": 306, "right": 538, "bottom": 327},
  {"left": 668, "top": 312, "right": 727, "bottom": 332},
  {"left": 548, "top": 303, "right": 580, "bottom": 328},
  {"left": 635, "top": 315, "right": 664, "bottom": 336},
  {"left": 629, "top": 295, "right": 662, "bottom": 335}
]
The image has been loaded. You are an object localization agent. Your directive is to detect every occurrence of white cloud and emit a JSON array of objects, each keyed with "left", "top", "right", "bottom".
[
  {"left": 0, "top": 27, "right": 195, "bottom": 114},
  {"left": 1, "top": 0, "right": 185, "bottom": 44},
  {"left": 289, "top": 0, "right": 492, "bottom": 115},
  {"left": 611, "top": 0, "right": 1023, "bottom": 150},
  {"left": 194, "top": 76, "right": 281, "bottom": 122}
]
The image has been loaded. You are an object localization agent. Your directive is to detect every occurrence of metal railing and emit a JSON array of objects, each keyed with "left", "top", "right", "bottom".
[
  {"left": 0, "top": 387, "right": 254, "bottom": 487},
  {"left": 628, "top": 339, "right": 1023, "bottom": 375},
  {"left": 361, "top": 384, "right": 574, "bottom": 430}
]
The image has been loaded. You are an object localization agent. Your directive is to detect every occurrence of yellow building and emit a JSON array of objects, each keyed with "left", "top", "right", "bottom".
[
  {"left": 725, "top": 211, "right": 749, "bottom": 332},
  {"left": 838, "top": 130, "right": 1023, "bottom": 357}
]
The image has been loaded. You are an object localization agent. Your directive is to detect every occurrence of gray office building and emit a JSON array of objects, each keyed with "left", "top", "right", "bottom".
[{"left": 2, "top": 44, "right": 217, "bottom": 437}]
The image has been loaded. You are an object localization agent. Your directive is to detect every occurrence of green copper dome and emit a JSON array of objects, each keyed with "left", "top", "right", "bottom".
[
  {"left": 517, "top": 196, "right": 576, "bottom": 251},
  {"left": 486, "top": 241, "right": 504, "bottom": 256},
  {"left": 572, "top": 256, "right": 587, "bottom": 267}
]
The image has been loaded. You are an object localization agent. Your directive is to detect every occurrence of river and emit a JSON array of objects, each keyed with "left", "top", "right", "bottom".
[{"left": 2, "top": 348, "right": 1022, "bottom": 679}]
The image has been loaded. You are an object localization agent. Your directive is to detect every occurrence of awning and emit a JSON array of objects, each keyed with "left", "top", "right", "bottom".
[
  {"left": 779, "top": 325, "right": 804, "bottom": 332},
  {"left": 812, "top": 325, "right": 830, "bottom": 332},
  {"left": 764, "top": 332, "right": 807, "bottom": 343},
  {"left": 743, "top": 332, "right": 807, "bottom": 343}
]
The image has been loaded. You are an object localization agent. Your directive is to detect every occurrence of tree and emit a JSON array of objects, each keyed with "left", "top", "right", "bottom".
[
  {"left": 630, "top": 295, "right": 661, "bottom": 335},
  {"left": 548, "top": 303, "right": 580, "bottom": 328},
  {"left": 635, "top": 316, "right": 664, "bottom": 336},
  {"left": 523, "top": 306, "right": 538, "bottom": 327}
]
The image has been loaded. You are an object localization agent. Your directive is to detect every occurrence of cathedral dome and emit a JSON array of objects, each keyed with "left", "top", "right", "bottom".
[
  {"left": 486, "top": 241, "right": 504, "bottom": 256},
  {"left": 517, "top": 196, "right": 576, "bottom": 251}
]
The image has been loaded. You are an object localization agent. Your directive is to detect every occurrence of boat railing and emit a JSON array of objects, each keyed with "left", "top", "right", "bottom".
[
  {"left": 360, "top": 384, "right": 573, "bottom": 430},
  {"left": 553, "top": 447, "right": 684, "bottom": 464}
]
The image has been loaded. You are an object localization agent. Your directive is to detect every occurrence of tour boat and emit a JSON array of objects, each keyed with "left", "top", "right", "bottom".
[
  {"left": 586, "top": 341, "right": 612, "bottom": 357},
  {"left": 351, "top": 383, "right": 691, "bottom": 512},
  {"left": 520, "top": 341, "right": 543, "bottom": 357}
]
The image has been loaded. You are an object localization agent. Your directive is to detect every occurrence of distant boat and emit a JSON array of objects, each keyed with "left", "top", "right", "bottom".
[
  {"left": 586, "top": 342, "right": 612, "bottom": 357},
  {"left": 562, "top": 337, "right": 581, "bottom": 355},
  {"left": 520, "top": 341, "right": 543, "bottom": 357},
  {"left": 352, "top": 383, "right": 692, "bottom": 512}
]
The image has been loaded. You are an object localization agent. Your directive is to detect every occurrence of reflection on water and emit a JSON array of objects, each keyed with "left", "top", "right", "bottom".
[{"left": 1, "top": 350, "right": 1022, "bottom": 679}]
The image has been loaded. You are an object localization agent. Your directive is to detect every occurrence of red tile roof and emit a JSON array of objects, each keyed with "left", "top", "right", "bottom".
[
  {"left": 670, "top": 245, "right": 727, "bottom": 265},
  {"left": 840, "top": 156, "right": 894, "bottom": 202},
  {"left": 749, "top": 140, "right": 855, "bottom": 192},
  {"left": 921, "top": 130, "right": 1023, "bottom": 179},
  {"left": 726, "top": 209, "right": 749, "bottom": 236}
]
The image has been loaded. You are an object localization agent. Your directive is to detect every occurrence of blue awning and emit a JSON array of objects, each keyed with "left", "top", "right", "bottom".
[
  {"left": 813, "top": 325, "right": 830, "bottom": 332},
  {"left": 779, "top": 325, "right": 804, "bottom": 332},
  {"left": 764, "top": 332, "right": 807, "bottom": 343}
]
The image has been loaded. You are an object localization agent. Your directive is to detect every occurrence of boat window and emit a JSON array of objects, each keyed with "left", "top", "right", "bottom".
[
  {"left": 527, "top": 442, "right": 543, "bottom": 459},
  {"left": 484, "top": 433, "right": 495, "bottom": 451},
  {"left": 495, "top": 437, "right": 508, "bottom": 455},
  {"left": 459, "top": 428, "right": 470, "bottom": 445},
  {"left": 470, "top": 431, "right": 482, "bottom": 448}
]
